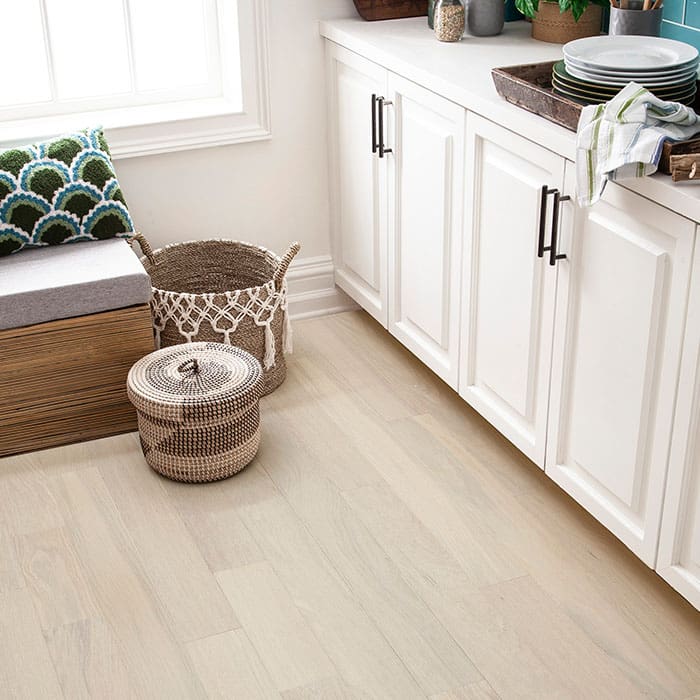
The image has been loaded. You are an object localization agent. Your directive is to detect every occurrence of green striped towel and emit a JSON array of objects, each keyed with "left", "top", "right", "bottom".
[{"left": 576, "top": 82, "right": 700, "bottom": 207}]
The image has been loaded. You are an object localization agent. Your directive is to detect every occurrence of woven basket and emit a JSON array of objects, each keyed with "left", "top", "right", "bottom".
[
  {"left": 127, "top": 342, "right": 264, "bottom": 482},
  {"left": 131, "top": 234, "right": 300, "bottom": 395},
  {"left": 531, "top": 2, "right": 602, "bottom": 43}
]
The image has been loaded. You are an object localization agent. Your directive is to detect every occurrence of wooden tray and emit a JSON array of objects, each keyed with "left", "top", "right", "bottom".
[
  {"left": 492, "top": 61, "right": 584, "bottom": 132},
  {"left": 659, "top": 136, "right": 700, "bottom": 175},
  {"left": 493, "top": 61, "right": 700, "bottom": 174},
  {"left": 352, "top": 0, "right": 428, "bottom": 20}
]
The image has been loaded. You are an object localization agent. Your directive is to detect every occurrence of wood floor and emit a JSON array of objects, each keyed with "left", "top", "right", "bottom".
[{"left": 1, "top": 310, "right": 699, "bottom": 699}]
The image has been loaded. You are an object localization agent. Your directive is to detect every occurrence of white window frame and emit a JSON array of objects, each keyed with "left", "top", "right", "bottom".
[{"left": 0, "top": 0, "right": 271, "bottom": 159}]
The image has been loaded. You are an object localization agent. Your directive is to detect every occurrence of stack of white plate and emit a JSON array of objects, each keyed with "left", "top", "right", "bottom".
[{"left": 553, "top": 35, "right": 699, "bottom": 106}]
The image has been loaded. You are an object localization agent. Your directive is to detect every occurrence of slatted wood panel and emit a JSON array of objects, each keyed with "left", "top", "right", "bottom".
[{"left": 0, "top": 305, "right": 154, "bottom": 457}]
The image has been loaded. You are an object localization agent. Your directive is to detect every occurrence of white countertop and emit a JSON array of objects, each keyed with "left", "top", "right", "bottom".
[{"left": 320, "top": 17, "right": 700, "bottom": 223}]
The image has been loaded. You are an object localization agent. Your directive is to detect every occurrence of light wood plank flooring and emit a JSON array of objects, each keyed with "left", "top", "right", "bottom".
[{"left": 1, "top": 310, "right": 699, "bottom": 699}]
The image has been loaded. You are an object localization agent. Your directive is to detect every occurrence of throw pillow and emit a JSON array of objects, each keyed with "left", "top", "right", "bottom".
[{"left": 0, "top": 127, "right": 134, "bottom": 256}]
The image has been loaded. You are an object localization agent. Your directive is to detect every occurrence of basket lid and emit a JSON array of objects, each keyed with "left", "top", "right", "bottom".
[{"left": 127, "top": 342, "right": 263, "bottom": 421}]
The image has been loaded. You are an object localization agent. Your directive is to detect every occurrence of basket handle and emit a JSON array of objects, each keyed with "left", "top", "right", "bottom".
[
  {"left": 129, "top": 232, "right": 156, "bottom": 266},
  {"left": 273, "top": 241, "right": 301, "bottom": 291}
]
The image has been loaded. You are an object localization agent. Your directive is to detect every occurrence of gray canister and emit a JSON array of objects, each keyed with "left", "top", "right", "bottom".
[
  {"left": 467, "top": 0, "right": 504, "bottom": 35},
  {"left": 609, "top": 1, "right": 662, "bottom": 36}
]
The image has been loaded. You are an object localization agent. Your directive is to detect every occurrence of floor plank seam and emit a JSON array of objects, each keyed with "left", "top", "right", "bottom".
[{"left": 180, "top": 620, "right": 244, "bottom": 646}]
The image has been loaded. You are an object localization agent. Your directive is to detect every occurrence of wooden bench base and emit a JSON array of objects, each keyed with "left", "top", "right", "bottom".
[{"left": 0, "top": 305, "right": 155, "bottom": 457}]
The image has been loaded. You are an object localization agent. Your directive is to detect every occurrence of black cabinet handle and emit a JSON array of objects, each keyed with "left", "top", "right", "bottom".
[
  {"left": 538, "top": 186, "right": 557, "bottom": 259},
  {"left": 371, "top": 94, "right": 378, "bottom": 154},
  {"left": 378, "top": 96, "right": 392, "bottom": 158},
  {"left": 549, "top": 192, "right": 570, "bottom": 266}
]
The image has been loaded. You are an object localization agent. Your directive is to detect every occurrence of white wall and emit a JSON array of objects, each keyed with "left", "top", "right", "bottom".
[{"left": 116, "top": 0, "right": 355, "bottom": 264}]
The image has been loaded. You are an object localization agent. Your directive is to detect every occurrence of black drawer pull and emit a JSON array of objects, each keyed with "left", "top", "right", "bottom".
[
  {"left": 549, "top": 192, "right": 570, "bottom": 266},
  {"left": 538, "top": 185, "right": 557, "bottom": 259},
  {"left": 371, "top": 94, "right": 378, "bottom": 154},
  {"left": 378, "top": 96, "right": 392, "bottom": 158}
]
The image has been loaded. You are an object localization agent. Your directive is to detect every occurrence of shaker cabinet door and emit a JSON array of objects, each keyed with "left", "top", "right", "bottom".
[
  {"left": 657, "top": 236, "right": 700, "bottom": 609},
  {"left": 459, "top": 114, "right": 564, "bottom": 466},
  {"left": 387, "top": 74, "right": 466, "bottom": 388},
  {"left": 546, "top": 169, "right": 694, "bottom": 565},
  {"left": 327, "top": 42, "right": 388, "bottom": 326}
]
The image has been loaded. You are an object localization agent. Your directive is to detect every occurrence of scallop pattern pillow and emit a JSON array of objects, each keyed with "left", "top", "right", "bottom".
[{"left": 0, "top": 127, "right": 134, "bottom": 256}]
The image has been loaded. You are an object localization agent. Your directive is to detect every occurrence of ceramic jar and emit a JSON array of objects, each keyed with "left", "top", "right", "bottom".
[
  {"left": 467, "top": 0, "right": 504, "bottom": 35},
  {"left": 609, "top": 0, "right": 662, "bottom": 36}
]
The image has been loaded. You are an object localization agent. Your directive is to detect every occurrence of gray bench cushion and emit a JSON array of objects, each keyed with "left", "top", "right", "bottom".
[{"left": 0, "top": 239, "right": 151, "bottom": 330}]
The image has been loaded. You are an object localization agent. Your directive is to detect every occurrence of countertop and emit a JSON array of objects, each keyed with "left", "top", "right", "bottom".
[{"left": 320, "top": 17, "right": 700, "bottom": 223}]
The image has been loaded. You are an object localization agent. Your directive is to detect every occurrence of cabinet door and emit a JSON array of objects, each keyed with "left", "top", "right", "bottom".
[
  {"left": 657, "top": 238, "right": 700, "bottom": 610},
  {"left": 326, "top": 43, "right": 388, "bottom": 326},
  {"left": 387, "top": 74, "right": 466, "bottom": 388},
  {"left": 546, "top": 167, "right": 694, "bottom": 565},
  {"left": 459, "top": 114, "right": 564, "bottom": 466}
]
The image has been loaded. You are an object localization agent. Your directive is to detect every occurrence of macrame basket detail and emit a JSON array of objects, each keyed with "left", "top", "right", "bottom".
[{"left": 131, "top": 234, "right": 300, "bottom": 395}]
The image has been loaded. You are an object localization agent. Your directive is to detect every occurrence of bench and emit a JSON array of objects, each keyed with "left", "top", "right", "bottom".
[{"left": 0, "top": 239, "right": 154, "bottom": 456}]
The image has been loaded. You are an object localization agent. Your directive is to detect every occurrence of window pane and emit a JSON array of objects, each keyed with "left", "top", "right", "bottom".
[
  {"left": 0, "top": 2, "right": 51, "bottom": 107},
  {"left": 129, "top": 0, "right": 210, "bottom": 92},
  {"left": 45, "top": 0, "right": 131, "bottom": 99}
]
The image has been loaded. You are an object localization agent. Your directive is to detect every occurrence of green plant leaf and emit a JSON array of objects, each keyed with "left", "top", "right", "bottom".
[
  {"left": 553, "top": 0, "right": 604, "bottom": 20},
  {"left": 515, "top": 0, "right": 538, "bottom": 17},
  {"left": 570, "top": 0, "right": 587, "bottom": 20}
]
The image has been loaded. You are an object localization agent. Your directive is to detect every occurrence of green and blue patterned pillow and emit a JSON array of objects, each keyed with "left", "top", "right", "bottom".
[{"left": 0, "top": 127, "right": 134, "bottom": 256}]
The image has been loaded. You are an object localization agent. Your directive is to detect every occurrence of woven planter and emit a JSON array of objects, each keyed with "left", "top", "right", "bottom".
[
  {"left": 531, "top": 1, "right": 602, "bottom": 43},
  {"left": 132, "top": 234, "right": 300, "bottom": 395},
  {"left": 127, "top": 342, "right": 264, "bottom": 482}
]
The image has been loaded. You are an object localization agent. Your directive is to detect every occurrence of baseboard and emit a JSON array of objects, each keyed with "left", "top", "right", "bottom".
[{"left": 286, "top": 255, "right": 357, "bottom": 320}]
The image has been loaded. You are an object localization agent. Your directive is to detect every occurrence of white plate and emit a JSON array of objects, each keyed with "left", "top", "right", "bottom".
[
  {"left": 553, "top": 83, "right": 696, "bottom": 106},
  {"left": 565, "top": 57, "right": 699, "bottom": 80},
  {"left": 566, "top": 63, "right": 698, "bottom": 87},
  {"left": 552, "top": 76, "right": 697, "bottom": 103},
  {"left": 563, "top": 36, "right": 699, "bottom": 72}
]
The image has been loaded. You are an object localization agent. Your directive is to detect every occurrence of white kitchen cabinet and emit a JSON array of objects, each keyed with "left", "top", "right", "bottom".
[
  {"left": 326, "top": 43, "right": 388, "bottom": 326},
  {"left": 324, "top": 37, "right": 700, "bottom": 606},
  {"left": 387, "top": 74, "right": 465, "bottom": 387},
  {"left": 657, "top": 243, "right": 700, "bottom": 609},
  {"left": 327, "top": 43, "right": 464, "bottom": 386},
  {"left": 458, "top": 115, "right": 695, "bottom": 567},
  {"left": 546, "top": 167, "right": 695, "bottom": 566},
  {"left": 459, "top": 113, "right": 564, "bottom": 466}
]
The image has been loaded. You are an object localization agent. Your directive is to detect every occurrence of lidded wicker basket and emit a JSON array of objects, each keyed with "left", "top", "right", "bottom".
[
  {"left": 131, "top": 234, "right": 300, "bottom": 395},
  {"left": 127, "top": 342, "right": 264, "bottom": 483}
]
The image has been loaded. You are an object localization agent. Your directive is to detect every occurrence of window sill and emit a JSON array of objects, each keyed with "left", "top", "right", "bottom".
[{"left": 0, "top": 95, "right": 272, "bottom": 159}]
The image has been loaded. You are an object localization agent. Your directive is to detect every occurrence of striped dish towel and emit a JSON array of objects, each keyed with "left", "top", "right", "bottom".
[{"left": 576, "top": 82, "right": 700, "bottom": 207}]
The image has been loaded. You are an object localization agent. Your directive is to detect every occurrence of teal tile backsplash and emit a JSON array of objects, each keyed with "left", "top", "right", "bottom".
[
  {"left": 685, "top": 0, "right": 700, "bottom": 26},
  {"left": 661, "top": 0, "right": 700, "bottom": 50},
  {"left": 663, "top": 0, "right": 684, "bottom": 23}
]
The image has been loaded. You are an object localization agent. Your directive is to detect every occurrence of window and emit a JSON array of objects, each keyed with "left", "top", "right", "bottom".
[{"left": 0, "top": 0, "right": 270, "bottom": 157}]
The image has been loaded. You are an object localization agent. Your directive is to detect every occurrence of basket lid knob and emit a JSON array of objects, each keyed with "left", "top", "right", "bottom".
[
  {"left": 177, "top": 358, "right": 200, "bottom": 378},
  {"left": 126, "top": 342, "right": 264, "bottom": 418}
]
